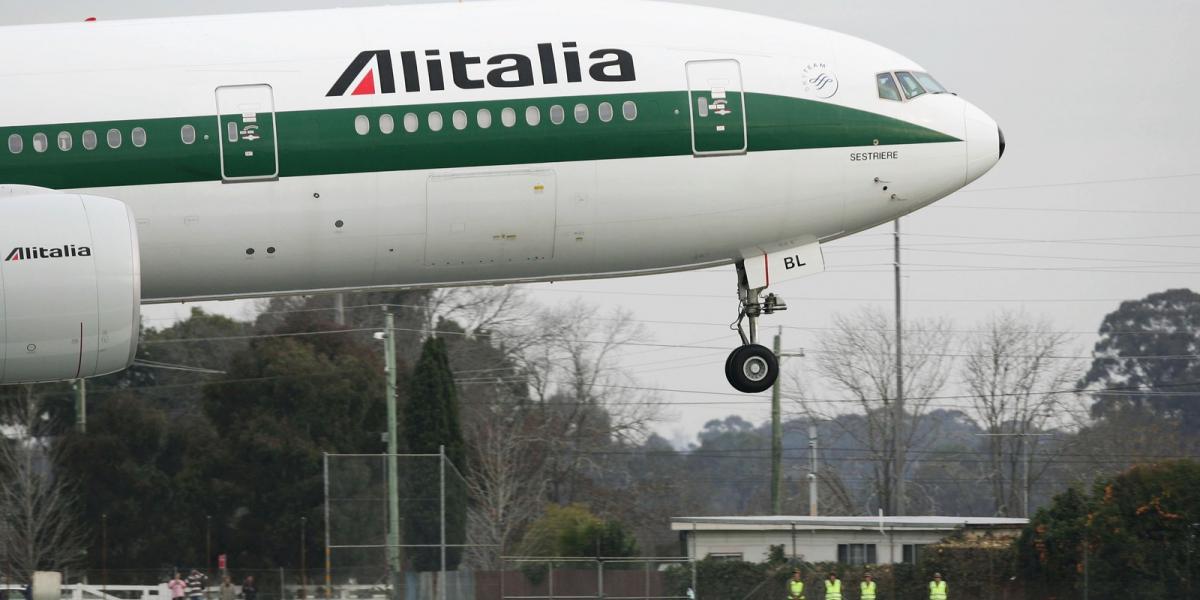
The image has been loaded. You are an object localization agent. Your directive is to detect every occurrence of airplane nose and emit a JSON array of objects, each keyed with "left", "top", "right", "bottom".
[{"left": 964, "top": 101, "right": 1001, "bottom": 184}]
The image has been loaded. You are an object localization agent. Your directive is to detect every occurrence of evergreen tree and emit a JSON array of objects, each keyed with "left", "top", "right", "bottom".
[
  {"left": 1080, "top": 288, "right": 1200, "bottom": 434},
  {"left": 402, "top": 335, "right": 467, "bottom": 571},
  {"left": 1017, "top": 460, "right": 1200, "bottom": 599}
]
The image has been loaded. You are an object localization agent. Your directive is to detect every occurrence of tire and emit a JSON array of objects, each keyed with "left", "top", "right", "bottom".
[{"left": 725, "top": 344, "right": 779, "bottom": 393}]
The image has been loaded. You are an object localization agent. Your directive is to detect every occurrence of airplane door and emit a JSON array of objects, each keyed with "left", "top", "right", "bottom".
[
  {"left": 215, "top": 84, "right": 279, "bottom": 182},
  {"left": 686, "top": 60, "right": 748, "bottom": 156}
]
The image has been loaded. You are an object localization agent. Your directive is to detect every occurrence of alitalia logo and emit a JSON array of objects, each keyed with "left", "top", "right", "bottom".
[
  {"left": 5, "top": 245, "right": 92, "bottom": 262},
  {"left": 327, "top": 43, "right": 636, "bottom": 97}
]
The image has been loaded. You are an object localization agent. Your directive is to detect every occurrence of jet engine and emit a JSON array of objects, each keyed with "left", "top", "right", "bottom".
[{"left": 0, "top": 191, "right": 140, "bottom": 384}]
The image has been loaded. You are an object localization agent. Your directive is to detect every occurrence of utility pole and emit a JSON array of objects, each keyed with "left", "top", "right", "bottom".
[
  {"left": 893, "top": 218, "right": 905, "bottom": 516},
  {"left": 771, "top": 331, "right": 782, "bottom": 515},
  {"left": 74, "top": 379, "right": 86, "bottom": 433},
  {"left": 770, "top": 328, "right": 804, "bottom": 515},
  {"left": 206, "top": 515, "right": 212, "bottom": 576},
  {"left": 102, "top": 514, "right": 108, "bottom": 598},
  {"left": 808, "top": 422, "right": 819, "bottom": 516},
  {"left": 381, "top": 311, "right": 402, "bottom": 577},
  {"left": 300, "top": 517, "right": 308, "bottom": 600}
]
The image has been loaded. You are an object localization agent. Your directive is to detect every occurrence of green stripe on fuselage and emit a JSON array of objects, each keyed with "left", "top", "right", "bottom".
[{"left": 0, "top": 92, "right": 959, "bottom": 190}]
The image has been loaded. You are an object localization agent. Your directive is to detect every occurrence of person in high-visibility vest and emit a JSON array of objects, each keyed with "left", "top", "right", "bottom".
[
  {"left": 787, "top": 570, "right": 805, "bottom": 600},
  {"left": 929, "top": 573, "right": 948, "bottom": 600},
  {"left": 824, "top": 573, "right": 842, "bottom": 600},
  {"left": 859, "top": 573, "right": 876, "bottom": 600}
]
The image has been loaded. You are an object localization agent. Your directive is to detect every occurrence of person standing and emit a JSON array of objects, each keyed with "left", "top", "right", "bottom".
[
  {"left": 824, "top": 573, "right": 842, "bottom": 600},
  {"left": 859, "top": 574, "right": 876, "bottom": 600},
  {"left": 240, "top": 576, "right": 257, "bottom": 600},
  {"left": 168, "top": 573, "right": 187, "bottom": 600},
  {"left": 787, "top": 570, "right": 805, "bottom": 600},
  {"left": 929, "top": 573, "right": 948, "bottom": 600},
  {"left": 219, "top": 576, "right": 235, "bottom": 600},
  {"left": 186, "top": 569, "right": 208, "bottom": 600}
]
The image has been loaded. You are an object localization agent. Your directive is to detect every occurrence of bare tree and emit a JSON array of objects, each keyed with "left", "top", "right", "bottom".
[
  {"left": 960, "top": 311, "right": 1079, "bottom": 517},
  {"left": 448, "top": 296, "right": 661, "bottom": 559},
  {"left": 463, "top": 394, "right": 548, "bottom": 570},
  {"left": 424, "top": 286, "right": 537, "bottom": 338},
  {"left": 0, "top": 386, "right": 87, "bottom": 577},
  {"left": 802, "top": 306, "right": 954, "bottom": 514},
  {"left": 509, "top": 303, "right": 661, "bottom": 504}
]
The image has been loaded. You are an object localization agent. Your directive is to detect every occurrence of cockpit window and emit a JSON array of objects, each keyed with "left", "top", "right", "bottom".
[
  {"left": 913, "top": 72, "right": 947, "bottom": 94},
  {"left": 876, "top": 73, "right": 903, "bottom": 101},
  {"left": 895, "top": 71, "right": 926, "bottom": 99}
]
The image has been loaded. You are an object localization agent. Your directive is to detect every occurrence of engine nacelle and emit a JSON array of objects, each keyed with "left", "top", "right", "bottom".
[{"left": 0, "top": 193, "right": 141, "bottom": 384}]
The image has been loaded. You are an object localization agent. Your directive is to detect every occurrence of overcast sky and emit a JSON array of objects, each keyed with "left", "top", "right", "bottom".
[{"left": 6, "top": 0, "right": 1199, "bottom": 447}]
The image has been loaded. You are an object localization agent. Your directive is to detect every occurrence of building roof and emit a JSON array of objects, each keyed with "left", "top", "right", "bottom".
[{"left": 670, "top": 516, "right": 1028, "bottom": 532}]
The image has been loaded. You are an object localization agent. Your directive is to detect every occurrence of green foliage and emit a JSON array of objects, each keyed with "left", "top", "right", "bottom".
[
  {"left": 201, "top": 307, "right": 387, "bottom": 568},
  {"left": 1016, "top": 487, "right": 1088, "bottom": 597},
  {"left": 766, "top": 544, "right": 787, "bottom": 567},
  {"left": 664, "top": 558, "right": 770, "bottom": 600},
  {"left": 903, "top": 542, "right": 1016, "bottom": 600},
  {"left": 517, "top": 503, "right": 638, "bottom": 558},
  {"left": 58, "top": 393, "right": 216, "bottom": 571},
  {"left": 402, "top": 335, "right": 467, "bottom": 571},
  {"left": 1081, "top": 288, "right": 1200, "bottom": 434},
  {"left": 561, "top": 519, "right": 639, "bottom": 558},
  {"left": 1017, "top": 460, "right": 1200, "bottom": 599}
]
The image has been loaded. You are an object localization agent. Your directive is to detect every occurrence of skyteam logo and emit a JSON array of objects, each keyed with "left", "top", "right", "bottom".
[
  {"left": 5, "top": 245, "right": 92, "bottom": 262},
  {"left": 801, "top": 62, "right": 839, "bottom": 99},
  {"left": 327, "top": 43, "right": 636, "bottom": 97}
]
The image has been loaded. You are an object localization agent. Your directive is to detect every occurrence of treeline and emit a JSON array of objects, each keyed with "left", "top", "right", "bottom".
[{"left": 1, "top": 287, "right": 1199, "bottom": 579}]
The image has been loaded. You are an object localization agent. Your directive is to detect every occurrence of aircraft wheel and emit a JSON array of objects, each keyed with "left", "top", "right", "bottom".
[{"left": 725, "top": 344, "right": 779, "bottom": 393}]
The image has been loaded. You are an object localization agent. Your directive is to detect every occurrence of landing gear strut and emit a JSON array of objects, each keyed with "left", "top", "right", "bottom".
[{"left": 726, "top": 260, "right": 787, "bottom": 393}]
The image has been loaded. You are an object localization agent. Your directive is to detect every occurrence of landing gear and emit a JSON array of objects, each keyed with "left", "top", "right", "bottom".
[{"left": 725, "top": 260, "right": 787, "bottom": 393}]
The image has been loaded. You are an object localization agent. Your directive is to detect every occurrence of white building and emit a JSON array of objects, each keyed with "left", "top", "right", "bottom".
[{"left": 671, "top": 516, "right": 1028, "bottom": 565}]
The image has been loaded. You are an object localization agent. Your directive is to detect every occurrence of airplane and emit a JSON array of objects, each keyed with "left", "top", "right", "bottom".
[{"left": 0, "top": 0, "right": 1002, "bottom": 392}]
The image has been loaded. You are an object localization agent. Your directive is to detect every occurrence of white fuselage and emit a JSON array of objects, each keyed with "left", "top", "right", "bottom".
[{"left": 0, "top": 0, "right": 1001, "bottom": 303}]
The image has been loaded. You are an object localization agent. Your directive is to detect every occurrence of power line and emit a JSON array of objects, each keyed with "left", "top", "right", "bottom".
[
  {"left": 958, "top": 171, "right": 1200, "bottom": 193},
  {"left": 935, "top": 205, "right": 1200, "bottom": 216}
]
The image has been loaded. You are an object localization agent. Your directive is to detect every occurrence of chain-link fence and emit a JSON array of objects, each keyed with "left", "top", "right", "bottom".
[
  {"left": 324, "top": 450, "right": 483, "bottom": 600},
  {"left": 495, "top": 558, "right": 694, "bottom": 600}
]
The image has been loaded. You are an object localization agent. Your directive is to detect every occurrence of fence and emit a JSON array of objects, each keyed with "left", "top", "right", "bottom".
[
  {"left": 496, "top": 558, "right": 694, "bottom": 600},
  {"left": 324, "top": 450, "right": 485, "bottom": 600}
]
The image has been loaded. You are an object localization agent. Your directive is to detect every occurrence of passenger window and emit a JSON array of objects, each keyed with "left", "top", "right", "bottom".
[
  {"left": 131, "top": 127, "right": 147, "bottom": 148},
  {"left": 895, "top": 71, "right": 926, "bottom": 99},
  {"left": 914, "top": 72, "right": 947, "bottom": 94},
  {"left": 876, "top": 73, "right": 902, "bottom": 101},
  {"left": 428, "top": 111, "right": 444, "bottom": 132},
  {"left": 501, "top": 107, "right": 517, "bottom": 128},
  {"left": 57, "top": 132, "right": 72, "bottom": 151},
  {"left": 598, "top": 102, "right": 613, "bottom": 123},
  {"left": 107, "top": 129, "right": 122, "bottom": 149},
  {"left": 227, "top": 122, "right": 238, "bottom": 143},
  {"left": 32, "top": 133, "right": 48, "bottom": 153},
  {"left": 622, "top": 100, "right": 637, "bottom": 121},
  {"left": 380, "top": 114, "right": 395, "bottom": 134},
  {"left": 574, "top": 103, "right": 589, "bottom": 124},
  {"left": 82, "top": 130, "right": 97, "bottom": 150},
  {"left": 697, "top": 97, "right": 710, "bottom": 117},
  {"left": 452, "top": 110, "right": 468, "bottom": 130},
  {"left": 181, "top": 125, "right": 196, "bottom": 145},
  {"left": 477, "top": 109, "right": 493, "bottom": 129},
  {"left": 403, "top": 113, "right": 419, "bottom": 133},
  {"left": 525, "top": 106, "right": 541, "bottom": 126},
  {"left": 7, "top": 134, "right": 22, "bottom": 154},
  {"left": 549, "top": 105, "right": 565, "bottom": 125},
  {"left": 354, "top": 115, "right": 370, "bottom": 135}
]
